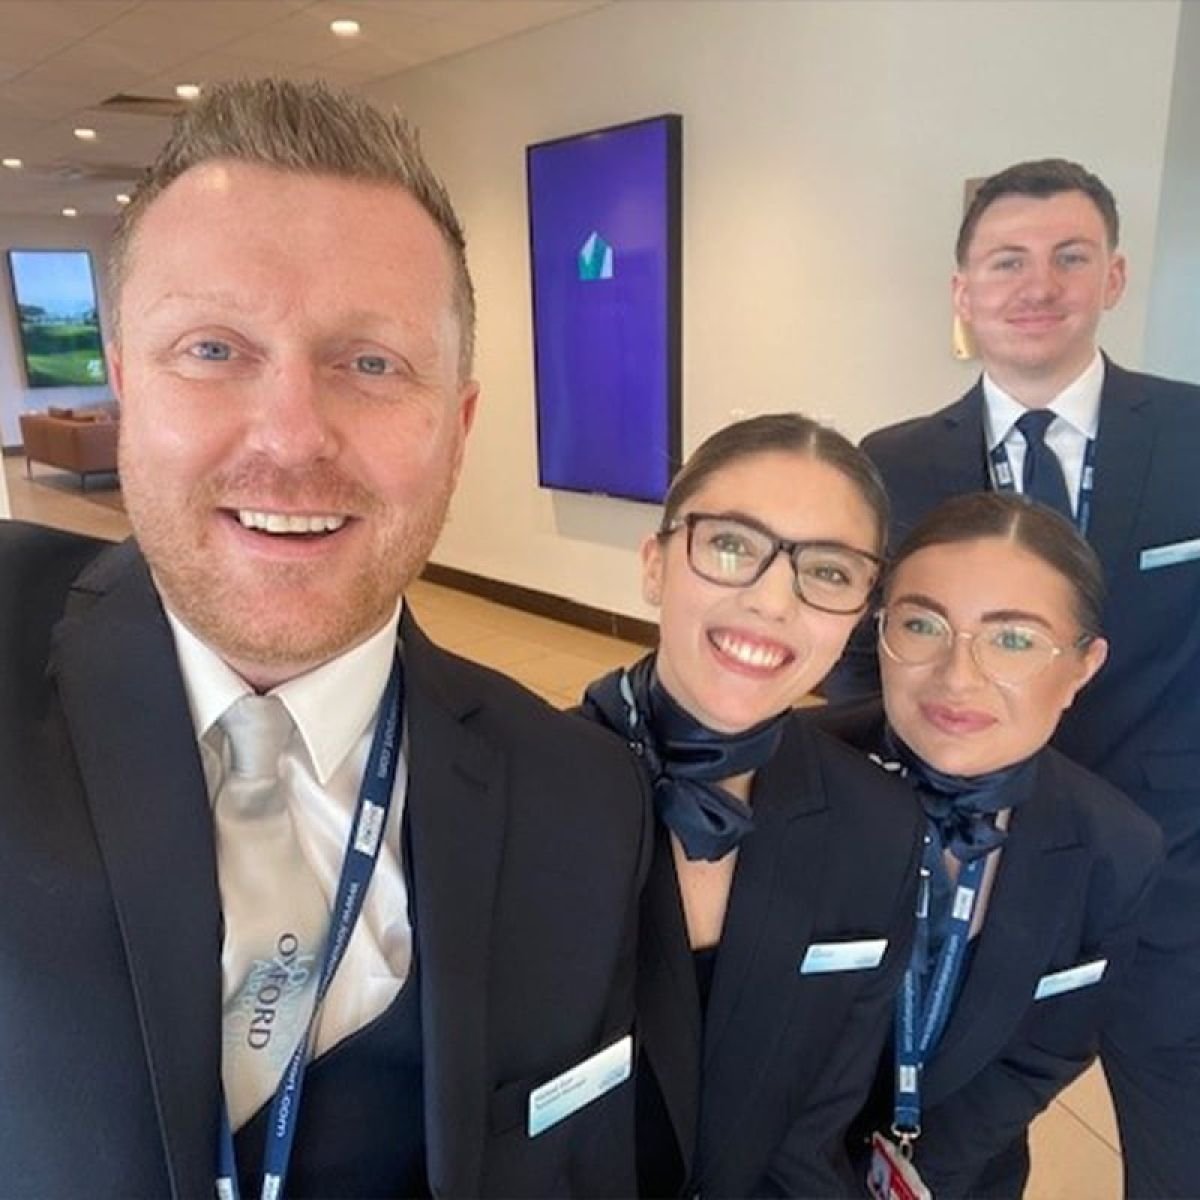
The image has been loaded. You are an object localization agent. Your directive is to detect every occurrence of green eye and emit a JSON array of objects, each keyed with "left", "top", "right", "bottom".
[
  {"left": 902, "top": 615, "right": 943, "bottom": 638},
  {"left": 992, "top": 626, "right": 1037, "bottom": 653},
  {"left": 708, "top": 533, "right": 756, "bottom": 558},
  {"left": 802, "top": 561, "right": 852, "bottom": 588}
]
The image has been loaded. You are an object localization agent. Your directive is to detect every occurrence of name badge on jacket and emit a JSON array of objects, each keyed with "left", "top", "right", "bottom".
[
  {"left": 800, "top": 938, "right": 888, "bottom": 975},
  {"left": 527, "top": 1035, "right": 632, "bottom": 1137},
  {"left": 1034, "top": 958, "right": 1107, "bottom": 1001},
  {"left": 1140, "top": 537, "right": 1200, "bottom": 571}
]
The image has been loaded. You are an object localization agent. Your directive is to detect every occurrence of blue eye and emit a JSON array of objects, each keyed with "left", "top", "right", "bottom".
[
  {"left": 352, "top": 354, "right": 392, "bottom": 376},
  {"left": 190, "top": 340, "right": 232, "bottom": 361}
]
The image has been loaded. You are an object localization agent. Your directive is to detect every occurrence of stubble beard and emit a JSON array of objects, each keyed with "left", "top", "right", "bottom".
[{"left": 122, "top": 455, "right": 456, "bottom": 681}]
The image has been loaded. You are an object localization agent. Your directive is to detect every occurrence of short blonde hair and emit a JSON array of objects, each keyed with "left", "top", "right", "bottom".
[{"left": 110, "top": 77, "right": 475, "bottom": 376}]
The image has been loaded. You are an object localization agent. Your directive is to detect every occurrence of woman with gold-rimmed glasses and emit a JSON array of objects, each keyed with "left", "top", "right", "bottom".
[
  {"left": 818, "top": 491, "right": 1163, "bottom": 1200},
  {"left": 578, "top": 413, "right": 925, "bottom": 1197}
]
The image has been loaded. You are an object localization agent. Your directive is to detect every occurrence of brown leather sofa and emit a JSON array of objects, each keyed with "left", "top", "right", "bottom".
[{"left": 18, "top": 402, "right": 119, "bottom": 488}]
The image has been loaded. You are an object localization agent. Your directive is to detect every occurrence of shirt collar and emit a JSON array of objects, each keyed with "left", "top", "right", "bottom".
[
  {"left": 165, "top": 599, "right": 403, "bottom": 786},
  {"left": 982, "top": 350, "right": 1104, "bottom": 449}
]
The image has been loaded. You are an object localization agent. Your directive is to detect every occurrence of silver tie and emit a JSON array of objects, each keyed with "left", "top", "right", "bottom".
[{"left": 215, "top": 695, "right": 329, "bottom": 1128}]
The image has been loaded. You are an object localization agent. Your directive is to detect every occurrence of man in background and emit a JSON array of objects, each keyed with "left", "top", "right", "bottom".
[
  {"left": 0, "top": 79, "right": 648, "bottom": 1198},
  {"left": 843, "top": 158, "right": 1200, "bottom": 1198}
]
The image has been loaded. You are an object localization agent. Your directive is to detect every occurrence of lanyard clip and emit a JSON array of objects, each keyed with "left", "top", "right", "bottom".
[{"left": 891, "top": 1123, "right": 920, "bottom": 1159}]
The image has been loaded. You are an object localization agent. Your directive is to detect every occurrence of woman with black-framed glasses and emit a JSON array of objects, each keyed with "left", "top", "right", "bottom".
[
  {"left": 578, "top": 413, "right": 925, "bottom": 1197},
  {"left": 816, "top": 491, "right": 1163, "bottom": 1200}
]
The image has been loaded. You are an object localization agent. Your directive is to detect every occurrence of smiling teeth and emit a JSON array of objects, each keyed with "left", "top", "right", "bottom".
[
  {"left": 237, "top": 510, "right": 347, "bottom": 534},
  {"left": 713, "top": 632, "right": 788, "bottom": 669}
]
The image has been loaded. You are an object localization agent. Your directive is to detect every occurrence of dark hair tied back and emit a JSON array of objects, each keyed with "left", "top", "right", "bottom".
[
  {"left": 662, "top": 412, "right": 889, "bottom": 553},
  {"left": 886, "top": 492, "right": 1105, "bottom": 639}
]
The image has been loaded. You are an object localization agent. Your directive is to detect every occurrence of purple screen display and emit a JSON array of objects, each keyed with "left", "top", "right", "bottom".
[{"left": 528, "top": 116, "right": 679, "bottom": 503}]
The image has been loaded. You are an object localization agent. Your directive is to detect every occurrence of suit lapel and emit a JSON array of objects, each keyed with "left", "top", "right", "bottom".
[
  {"left": 922, "top": 755, "right": 1087, "bottom": 1106},
  {"left": 402, "top": 614, "right": 505, "bottom": 1199},
  {"left": 50, "top": 542, "right": 221, "bottom": 1200},
  {"left": 698, "top": 724, "right": 829, "bottom": 1178},
  {"left": 1086, "top": 358, "right": 1156, "bottom": 574},
  {"left": 933, "top": 386, "right": 991, "bottom": 500},
  {"left": 637, "top": 829, "right": 703, "bottom": 1182}
]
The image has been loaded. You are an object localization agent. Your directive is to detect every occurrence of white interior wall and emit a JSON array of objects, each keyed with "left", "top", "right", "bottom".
[
  {"left": 0, "top": 214, "right": 118, "bottom": 447},
  {"left": 1145, "top": 0, "right": 1200, "bottom": 383},
  {"left": 366, "top": 0, "right": 1180, "bottom": 621}
]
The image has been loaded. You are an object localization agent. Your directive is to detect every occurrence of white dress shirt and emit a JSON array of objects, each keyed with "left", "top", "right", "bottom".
[
  {"left": 166, "top": 602, "right": 411, "bottom": 1118},
  {"left": 982, "top": 351, "right": 1104, "bottom": 517}
]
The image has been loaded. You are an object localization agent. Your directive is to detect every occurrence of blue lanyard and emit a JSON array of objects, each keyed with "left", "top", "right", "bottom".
[
  {"left": 215, "top": 652, "right": 405, "bottom": 1200},
  {"left": 892, "top": 831, "right": 987, "bottom": 1141},
  {"left": 988, "top": 435, "right": 1096, "bottom": 535}
]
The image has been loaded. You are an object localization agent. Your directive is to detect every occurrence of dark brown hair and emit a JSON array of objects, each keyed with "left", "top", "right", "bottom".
[
  {"left": 110, "top": 78, "right": 475, "bottom": 376},
  {"left": 956, "top": 158, "right": 1119, "bottom": 266},
  {"left": 662, "top": 412, "right": 889, "bottom": 551},
  {"left": 886, "top": 492, "right": 1105, "bottom": 638}
]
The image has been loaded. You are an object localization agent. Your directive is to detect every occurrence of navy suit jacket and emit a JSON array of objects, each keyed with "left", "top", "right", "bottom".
[
  {"left": 636, "top": 714, "right": 924, "bottom": 1197},
  {"left": 812, "top": 702, "right": 1163, "bottom": 1199},
  {"left": 0, "top": 521, "right": 651, "bottom": 1199},
  {"left": 837, "top": 358, "right": 1200, "bottom": 860}
]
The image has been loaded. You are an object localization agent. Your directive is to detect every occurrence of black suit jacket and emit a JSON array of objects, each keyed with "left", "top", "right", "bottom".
[
  {"left": 637, "top": 713, "right": 924, "bottom": 1197},
  {"left": 0, "top": 521, "right": 651, "bottom": 1199},
  {"left": 814, "top": 702, "right": 1163, "bottom": 1199}
]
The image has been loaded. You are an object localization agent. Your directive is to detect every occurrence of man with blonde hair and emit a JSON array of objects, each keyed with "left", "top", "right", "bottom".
[{"left": 0, "top": 79, "right": 648, "bottom": 1198}]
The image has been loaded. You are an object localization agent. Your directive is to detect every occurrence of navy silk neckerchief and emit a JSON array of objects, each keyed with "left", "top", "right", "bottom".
[
  {"left": 581, "top": 654, "right": 788, "bottom": 862},
  {"left": 883, "top": 727, "right": 1038, "bottom": 864},
  {"left": 880, "top": 727, "right": 1038, "bottom": 976}
]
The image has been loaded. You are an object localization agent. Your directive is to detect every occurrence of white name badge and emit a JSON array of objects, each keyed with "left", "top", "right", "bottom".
[
  {"left": 1034, "top": 958, "right": 1108, "bottom": 1001},
  {"left": 1140, "top": 537, "right": 1200, "bottom": 571},
  {"left": 527, "top": 1034, "right": 632, "bottom": 1137},
  {"left": 800, "top": 938, "right": 888, "bottom": 975}
]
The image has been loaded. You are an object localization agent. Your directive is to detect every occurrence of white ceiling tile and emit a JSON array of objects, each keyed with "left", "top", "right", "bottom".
[
  {"left": 14, "top": 40, "right": 159, "bottom": 96},
  {"left": 0, "top": 0, "right": 612, "bottom": 214},
  {"left": 156, "top": 50, "right": 292, "bottom": 87},
  {"left": 223, "top": 10, "right": 350, "bottom": 67}
]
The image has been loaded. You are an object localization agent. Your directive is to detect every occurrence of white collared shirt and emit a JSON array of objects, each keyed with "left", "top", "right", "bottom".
[
  {"left": 166, "top": 602, "right": 411, "bottom": 1074},
  {"left": 982, "top": 351, "right": 1104, "bottom": 516}
]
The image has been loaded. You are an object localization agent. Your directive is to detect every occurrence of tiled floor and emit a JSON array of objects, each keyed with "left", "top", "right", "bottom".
[{"left": 3, "top": 453, "right": 1123, "bottom": 1197}]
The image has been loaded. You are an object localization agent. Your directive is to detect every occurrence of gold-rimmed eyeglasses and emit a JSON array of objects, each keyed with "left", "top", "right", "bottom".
[{"left": 876, "top": 601, "right": 1094, "bottom": 687}]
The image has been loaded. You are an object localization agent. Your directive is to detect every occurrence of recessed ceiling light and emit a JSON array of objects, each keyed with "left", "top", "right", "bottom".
[
  {"left": 73, "top": 127, "right": 97, "bottom": 141},
  {"left": 330, "top": 18, "right": 360, "bottom": 37},
  {"left": 175, "top": 83, "right": 201, "bottom": 101},
  {"left": 62, "top": 207, "right": 78, "bottom": 218},
  {"left": 2, "top": 157, "right": 22, "bottom": 169},
  {"left": 116, "top": 193, "right": 131, "bottom": 205}
]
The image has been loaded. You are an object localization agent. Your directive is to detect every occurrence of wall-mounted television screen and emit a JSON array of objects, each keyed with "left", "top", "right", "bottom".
[
  {"left": 527, "top": 114, "right": 681, "bottom": 504},
  {"left": 6, "top": 249, "right": 107, "bottom": 388}
]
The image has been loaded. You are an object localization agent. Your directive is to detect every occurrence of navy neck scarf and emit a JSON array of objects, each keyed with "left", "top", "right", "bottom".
[
  {"left": 581, "top": 654, "right": 788, "bottom": 862},
  {"left": 883, "top": 727, "right": 1038, "bottom": 863}
]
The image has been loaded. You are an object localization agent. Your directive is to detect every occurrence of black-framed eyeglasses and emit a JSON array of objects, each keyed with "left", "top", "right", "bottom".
[
  {"left": 876, "top": 601, "right": 1094, "bottom": 688},
  {"left": 658, "top": 512, "right": 882, "bottom": 615}
]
